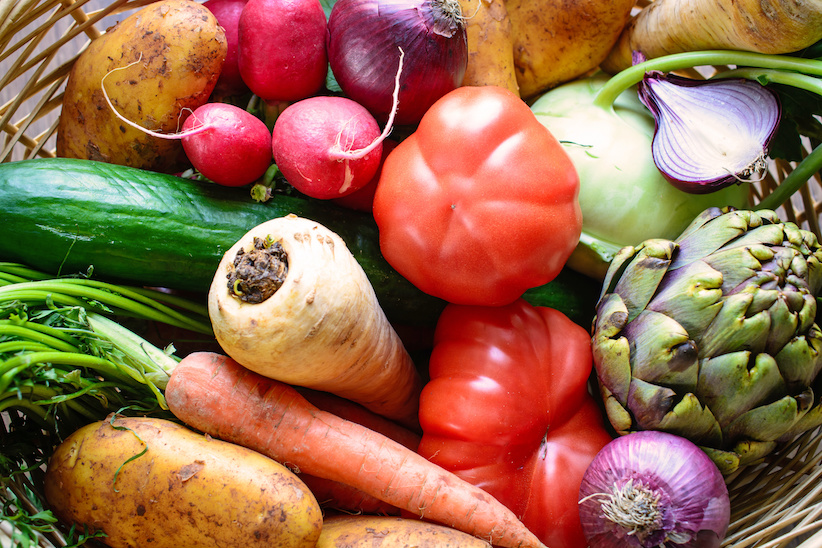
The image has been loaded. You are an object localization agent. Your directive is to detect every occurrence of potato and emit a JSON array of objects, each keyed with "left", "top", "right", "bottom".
[
  {"left": 44, "top": 416, "right": 322, "bottom": 548},
  {"left": 458, "top": 0, "right": 520, "bottom": 95},
  {"left": 506, "top": 0, "right": 636, "bottom": 98},
  {"left": 316, "top": 515, "right": 494, "bottom": 547},
  {"left": 56, "top": 0, "right": 227, "bottom": 172}
]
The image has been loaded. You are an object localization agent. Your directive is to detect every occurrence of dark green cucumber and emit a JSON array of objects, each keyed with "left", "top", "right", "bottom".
[{"left": 0, "top": 158, "right": 598, "bottom": 327}]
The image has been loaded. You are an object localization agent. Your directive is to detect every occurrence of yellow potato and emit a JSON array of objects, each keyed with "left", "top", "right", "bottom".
[
  {"left": 316, "top": 515, "right": 494, "bottom": 547},
  {"left": 458, "top": 0, "right": 520, "bottom": 95},
  {"left": 506, "top": 0, "right": 636, "bottom": 98},
  {"left": 44, "top": 416, "right": 323, "bottom": 548},
  {"left": 56, "top": 0, "right": 226, "bottom": 172}
]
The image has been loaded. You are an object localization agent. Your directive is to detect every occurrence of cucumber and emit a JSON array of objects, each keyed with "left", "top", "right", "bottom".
[{"left": 0, "top": 158, "right": 599, "bottom": 327}]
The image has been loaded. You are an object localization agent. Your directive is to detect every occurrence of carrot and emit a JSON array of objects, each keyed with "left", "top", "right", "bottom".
[
  {"left": 601, "top": 0, "right": 822, "bottom": 73},
  {"left": 207, "top": 214, "right": 423, "bottom": 430},
  {"left": 295, "top": 387, "right": 421, "bottom": 516},
  {"left": 296, "top": 387, "right": 421, "bottom": 450},
  {"left": 165, "top": 351, "right": 548, "bottom": 548},
  {"left": 298, "top": 474, "right": 402, "bottom": 516}
]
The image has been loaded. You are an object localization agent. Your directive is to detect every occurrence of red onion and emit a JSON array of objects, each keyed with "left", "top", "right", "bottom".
[
  {"left": 327, "top": 0, "right": 467, "bottom": 126},
  {"left": 637, "top": 72, "right": 781, "bottom": 195},
  {"left": 578, "top": 431, "right": 730, "bottom": 548}
]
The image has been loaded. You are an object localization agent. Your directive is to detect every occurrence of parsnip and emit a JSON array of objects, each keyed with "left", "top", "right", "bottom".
[
  {"left": 601, "top": 0, "right": 822, "bottom": 73},
  {"left": 208, "top": 214, "right": 423, "bottom": 430},
  {"left": 458, "top": 0, "right": 520, "bottom": 95}
]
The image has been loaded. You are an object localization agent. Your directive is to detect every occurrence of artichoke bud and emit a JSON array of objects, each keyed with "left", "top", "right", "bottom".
[{"left": 592, "top": 207, "right": 822, "bottom": 473}]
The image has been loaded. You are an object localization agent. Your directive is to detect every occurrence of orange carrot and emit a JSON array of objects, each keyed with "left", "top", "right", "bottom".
[
  {"left": 165, "top": 352, "right": 547, "bottom": 548},
  {"left": 296, "top": 387, "right": 422, "bottom": 447},
  {"left": 295, "top": 387, "right": 421, "bottom": 516},
  {"left": 298, "top": 474, "right": 402, "bottom": 516}
]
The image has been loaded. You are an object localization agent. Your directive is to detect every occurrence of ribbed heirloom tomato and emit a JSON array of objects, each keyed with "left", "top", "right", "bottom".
[
  {"left": 372, "top": 85, "right": 581, "bottom": 306},
  {"left": 418, "top": 299, "right": 613, "bottom": 547}
]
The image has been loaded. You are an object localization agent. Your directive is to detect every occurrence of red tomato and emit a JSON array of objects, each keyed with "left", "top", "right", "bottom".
[
  {"left": 372, "top": 86, "right": 581, "bottom": 306},
  {"left": 418, "top": 299, "right": 613, "bottom": 547}
]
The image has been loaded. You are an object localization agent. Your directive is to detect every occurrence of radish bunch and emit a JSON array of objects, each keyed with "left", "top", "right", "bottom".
[{"left": 187, "top": 0, "right": 436, "bottom": 197}]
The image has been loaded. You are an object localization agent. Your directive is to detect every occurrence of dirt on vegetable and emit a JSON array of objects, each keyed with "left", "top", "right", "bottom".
[{"left": 227, "top": 236, "right": 288, "bottom": 303}]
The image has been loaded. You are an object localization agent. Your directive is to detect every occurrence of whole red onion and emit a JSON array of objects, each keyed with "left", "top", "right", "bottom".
[
  {"left": 579, "top": 431, "right": 730, "bottom": 548},
  {"left": 327, "top": 0, "right": 467, "bottom": 126}
]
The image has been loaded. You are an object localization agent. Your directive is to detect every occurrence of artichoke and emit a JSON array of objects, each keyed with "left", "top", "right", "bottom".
[{"left": 592, "top": 207, "right": 822, "bottom": 474}]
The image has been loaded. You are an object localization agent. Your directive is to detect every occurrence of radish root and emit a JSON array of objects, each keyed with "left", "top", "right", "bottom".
[
  {"left": 329, "top": 47, "right": 405, "bottom": 161},
  {"left": 101, "top": 53, "right": 214, "bottom": 140}
]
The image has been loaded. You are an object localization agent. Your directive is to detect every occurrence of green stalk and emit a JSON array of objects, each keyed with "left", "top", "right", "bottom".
[
  {"left": 86, "top": 312, "right": 178, "bottom": 380},
  {"left": 0, "top": 341, "right": 54, "bottom": 354},
  {"left": 592, "top": 50, "right": 822, "bottom": 110},
  {"left": 0, "top": 322, "right": 80, "bottom": 352},
  {"left": 1, "top": 385, "right": 109, "bottom": 424},
  {"left": 0, "top": 281, "right": 211, "bottom": 334},
  {"left": 757, "top": 143, "right": 822, "bottom": 212},
  {"left": 0, "top": 352, "right": 134, "bottom": 394}
]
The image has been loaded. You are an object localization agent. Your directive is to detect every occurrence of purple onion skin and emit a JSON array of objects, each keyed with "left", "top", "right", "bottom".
[
  {"left": 327, "top": 0, "right": 467, "bottom": 126},
  {"left": 579, "top": 431, "right": 730, "bottom": 548}
]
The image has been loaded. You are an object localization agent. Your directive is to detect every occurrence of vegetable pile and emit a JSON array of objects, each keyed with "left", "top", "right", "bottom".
[{"left": 2, "top": 0, "right": 822, "bottom": 546}]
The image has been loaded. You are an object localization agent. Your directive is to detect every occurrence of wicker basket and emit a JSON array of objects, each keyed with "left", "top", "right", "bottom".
[{"left": 2, "top": 1, "right": 822, "bottom": 547}]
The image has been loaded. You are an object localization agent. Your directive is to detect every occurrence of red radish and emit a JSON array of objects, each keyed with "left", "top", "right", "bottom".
[
  {"left": 203, "top": 0, "right": 249, "bottom": 96},
  {"left": 271, "top": 96, "right": 385, "bottom": 199},
  {"left": 332, "top": 138, "right": 398, "bottom": 212},
  {"left": 182, "top": 103, "right": 272, "bottom": 187},
  {"left": 237, "top": 0, "right": 327, "bottom": 103},
  {"left": 272, "top": 49, "right": 404, "bottom": 200}
]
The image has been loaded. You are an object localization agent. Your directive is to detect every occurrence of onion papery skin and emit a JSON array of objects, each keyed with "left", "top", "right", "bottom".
[
  {"left": 579, "top": 431, "right": 730, "bottom": 548},
  {"left": 638, "top": 73, "right": 781, "bottom": 195},
  {"left": 327, "top": 0, "right": 467, "bottom": 126}
]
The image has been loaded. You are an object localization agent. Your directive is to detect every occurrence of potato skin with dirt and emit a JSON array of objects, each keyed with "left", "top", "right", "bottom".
[
  {"left": 44, "top": 416, "right": 322, "bottom": 548},
  {"left": 507, "top": 0, "right": 636, "bottom": 98},
  {"left": 316, "top": 515, "right": 494, "bottom": 547},
  {"left": 56, "top": 0, "right": 226, "bottom": 172}
]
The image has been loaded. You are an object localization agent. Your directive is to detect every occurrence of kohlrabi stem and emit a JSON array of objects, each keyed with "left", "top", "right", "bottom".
[
  {"left": 592, "top": 50, "right": 822, "bottom": 110},
  {"left": 756, "top": 143, "right": 822, "bottom": 212},
  {"left": 716, "top": 68, "right": 822, "bottom": 95}
]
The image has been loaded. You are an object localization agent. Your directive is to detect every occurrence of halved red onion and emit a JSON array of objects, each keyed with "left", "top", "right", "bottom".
[
  {"left": 579, "top": 431, "right": 730, "bottom": 548},
  {"left": 327, "top": 0, "right": 467, "bottom": 126},
  {"left": 638, "top": 72, "right": 781, "bottom": 194}
]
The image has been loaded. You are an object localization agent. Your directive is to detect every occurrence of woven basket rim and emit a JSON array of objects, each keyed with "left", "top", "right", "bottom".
[{"left": 1, "top": 1, "right": 822, "bottom": 547}]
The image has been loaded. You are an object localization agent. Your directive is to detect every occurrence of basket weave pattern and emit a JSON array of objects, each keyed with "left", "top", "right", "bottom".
[{"left": 2, "top": 1, "right": 822, "bottom": 547}]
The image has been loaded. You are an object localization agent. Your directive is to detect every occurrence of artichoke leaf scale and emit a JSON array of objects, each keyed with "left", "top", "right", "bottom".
[
  {"left": 592, "top": 293, "right": 633, "bottom": 405},
  {"left": 725, "top": 393, "right": 810, "bottom": 444},
  {"left": 701, "top": 245, "right": 771, "bottom": 293},
  {"left": 729, "top": 440, "right": 779, "bottom": 469},
  {"left": 599, "top": 383, "right": 634, "bottom": 434},
  {"left": 623, "top": 309, "right": 698, "bottom": 388},
  {"left": 612, "top": 240, "right": 676, "bottom": 321},
  {"left": 646, "top": 260, "right": 723, "bottom": 338},
  {"left": 763, "top": 294, "right": 800, "bottom": 355},
  {"left": 715, "top": 223, "right": 786, "bottom": 253},
  {"left": 698, "top": 292, "right": 772, "bottom": 357},
  {"left": 627, "top": 378, "right": 722, "bottom": 447},
  {"left": 775, "top": 327, "right": 822, "bottom": 387},
  {"left": 670, "top": 211, "right": 753, "bottom": 270},
  {"left": 696, "top": 352, "right": 786, "bottom": 427}
]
